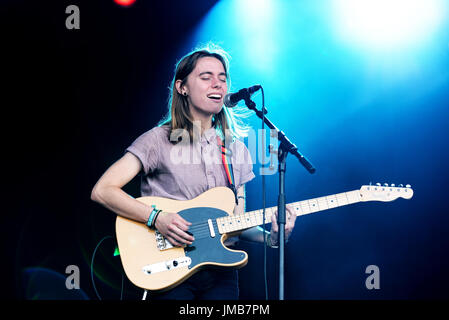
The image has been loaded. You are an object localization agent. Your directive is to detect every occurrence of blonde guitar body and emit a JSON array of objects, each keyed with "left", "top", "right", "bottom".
[
  {"left": 116, "top": 187, "right": 246, "bottom": 292},
  {"left": 116, "top": 183, "right": 413, "bottom": 292}
]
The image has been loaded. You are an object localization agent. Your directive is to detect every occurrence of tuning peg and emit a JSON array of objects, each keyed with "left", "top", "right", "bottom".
[
  {"left": 399, "top": 184, "right": 403, "bottom": 187},
  {"left": 383, "top": 183, "right": 389, "bottom": 187},
  {"left": 390, "top": 184, "right": 395, "bottom": 187},
  {"left": 376, "top": 183, "right": 381, "bottom": 186},
  {"left": 406, "top": 184, "right": 411, "bottom": 188},
  {"left": 369, "top": 182, "right": 372, "bottom": 186}
]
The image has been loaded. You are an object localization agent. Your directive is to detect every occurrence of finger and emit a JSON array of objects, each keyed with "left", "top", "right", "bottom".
[
  {"left": 170, "top": 231, "right": 193, "bottom": 245},
  {"left": 286, "top": 206, "right": 293, "bottom": 217},
  {"left": 175, "top": 214, "right": 192, "bottom": 226},
  {"left": 285, "top": 215, "right": 295, "bottom": 232},
  {"left": 178, "top": 224, "right": 195, "bottom": 242},
  {"left": 271, "top": 212, "right": 278, "bottom": 233},
  {"left": 173, "top": 218, "right": 191, "bottom": 232},
  {"left": 287, "top": 207, "right": 296, "bottom": 224},
  {"left": 169, "top": 224, "right": 194, "bottom": 244},
  {"left": 166, "top": 235, "right": 184, "bottom": 247}
]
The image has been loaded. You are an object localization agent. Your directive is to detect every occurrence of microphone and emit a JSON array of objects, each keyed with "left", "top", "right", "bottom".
[{"left": 224, "top": 85, "right": 261, "bottom": 108}]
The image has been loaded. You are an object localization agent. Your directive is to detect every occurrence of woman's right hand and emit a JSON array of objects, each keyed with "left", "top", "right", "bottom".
[{"left": 154, "top": 211, "right": 194, "bottom": 247}]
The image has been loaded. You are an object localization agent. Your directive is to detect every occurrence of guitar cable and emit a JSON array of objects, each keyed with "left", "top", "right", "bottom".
[{"left": 90, "top": 235, "right": 124, "bottom": 300}]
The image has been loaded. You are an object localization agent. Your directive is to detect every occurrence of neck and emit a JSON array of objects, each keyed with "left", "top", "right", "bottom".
[
  {"left": 190, "top": 111, "right": 213, "bottom": 134},
  {"left": 217, "top": 189, "right": 362, "bottom": 234}
]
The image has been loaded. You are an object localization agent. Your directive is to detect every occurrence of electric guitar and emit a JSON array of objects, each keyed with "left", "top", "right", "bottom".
[{"left": 115, "top": 183, "right": 413, "bottom": 292}]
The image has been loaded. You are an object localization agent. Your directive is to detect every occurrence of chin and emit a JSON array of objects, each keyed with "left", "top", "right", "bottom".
[
  {"left": 202, "top": 104, "right": 223, "bottom": 115},
  {"left": 191, "top": 101, "right": 223, "bottom": 117},
  {"left": 213, "top": 106, "right": 224, "bottom": 114}
]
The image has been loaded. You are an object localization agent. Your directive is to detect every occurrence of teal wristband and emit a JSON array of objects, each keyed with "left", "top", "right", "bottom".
[
  {"left": 146, "top": 205, "right": 158, "bottom": 228},
  {"left": 266, "top": 233, "right": 279, "bottom": 249}
]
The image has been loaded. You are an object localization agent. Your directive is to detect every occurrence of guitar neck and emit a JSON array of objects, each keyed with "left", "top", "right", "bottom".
[{"left": 216, "top": 189, "right": 362, "bottom": 234}]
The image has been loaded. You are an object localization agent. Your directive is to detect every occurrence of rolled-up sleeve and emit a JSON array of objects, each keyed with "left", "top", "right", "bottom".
[{"left": 126, "top": 128, "right": 160, "bottom": 175}]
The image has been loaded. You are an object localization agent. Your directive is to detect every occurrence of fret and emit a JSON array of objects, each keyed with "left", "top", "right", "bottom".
[
  {"left": 336, "top": 192, "right": 348, "bottom": 206},
  {"left": 317, "top": 197, "right": 329, "bottom": 210},
  {"left": 235, "top": 215, "right": 243, "bottom": 229},
  {"left": 291, "top": 202, "right": 301, "bottom": 216},
  {"left": 217, "top": 217, "right": 227, "bottom": 233},
  {"left": 232, "top": 215, "right": 241, "bottom": 232},
  {"left": 229, "top": 215, "right": 238, "bottom": 232},
  {"left": 307, "top": 199, "right": 319, "bottom": 212},
  {"left": 217, "top": 189, "right": 363, "bottom": 234},
  {"left": 256, "top": 212, "right": 264, "bottom": 226},
  {"left": 223, "top": 217, "right": 230, "bottom": 233},
  {"left": 326, "top": 194, "right": 339, "bottom": 209},
  {"left": 248, "top": 211, "right": 257, "bottom": 227},
  {"left": 264, "top": 207, "right": 273, "bottom": 223},
  {"left": 246, "top": 214, "right": 254, "bottom": 227},
  {"left": 346, "top": 190, "right": 361, "bottom": 204},
  {"left": 241, "top": 214, "right": 250, "bottom": 229},
  {"left": 298, "top": 201, "right": 309, "bottom": 215},
  {"left": 296, "top": 202, "right": 305, "bottom": 216}
]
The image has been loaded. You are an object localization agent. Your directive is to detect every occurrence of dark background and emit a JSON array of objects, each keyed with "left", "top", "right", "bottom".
[{"left": 2, "top": 0, "right": 449, "bottom": 300}]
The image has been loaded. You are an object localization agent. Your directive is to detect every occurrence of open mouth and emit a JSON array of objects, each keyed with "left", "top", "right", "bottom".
[{"left": 207, "top": 94, "right": 222, "bottom": 101}]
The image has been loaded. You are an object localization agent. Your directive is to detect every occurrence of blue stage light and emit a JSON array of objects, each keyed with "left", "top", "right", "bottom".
[{"left": 332, "top": 0, "right": 445, "bottom": 51}]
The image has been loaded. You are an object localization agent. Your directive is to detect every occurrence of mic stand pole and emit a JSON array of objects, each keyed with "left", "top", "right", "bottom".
[
  {"left": 243, "top": 97, "right": 315, "bottom": 300},
  {"left": 277, "top": 145, "right": 287, "bottom": 300}
]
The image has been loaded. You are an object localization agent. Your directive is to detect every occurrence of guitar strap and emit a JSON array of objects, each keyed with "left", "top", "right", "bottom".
[{"left": 216, "top": 135, "right": 239, "bottom": 205}]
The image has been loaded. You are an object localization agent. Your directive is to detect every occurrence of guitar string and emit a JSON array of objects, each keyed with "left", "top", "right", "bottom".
[
  {"left": 187, "top": 210, "right": 274, "bottom": 230},
  {"left": 160, "top": 197, "right": 349, "bottom": 241},
  {"left": 159, "top": 191, "right": 384, "bottom": 241},
  {"left": 164, "top": 194, "right": 358, "bottom": 236},
  {"left": 163, "top": 209, "right": 277, "bottom": 241},
  {"left": 187, "top": 217, "right": 272, "bottom": 239},
  {"left": 168, "top": 194, "right": 362, "bottom": 241}
]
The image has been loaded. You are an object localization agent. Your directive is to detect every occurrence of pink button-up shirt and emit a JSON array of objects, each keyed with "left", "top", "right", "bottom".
[{"left": 126, "top": 125, "right": 255, "bottom": 200}]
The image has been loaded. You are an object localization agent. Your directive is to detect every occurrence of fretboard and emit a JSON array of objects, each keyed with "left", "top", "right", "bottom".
[{"left": 216, "top": 189, "right": 362, "bottom": 234}]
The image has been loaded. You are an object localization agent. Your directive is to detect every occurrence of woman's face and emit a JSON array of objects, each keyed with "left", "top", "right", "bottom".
[{"left": 181, "top": 56, "right": 228, "bottom": 119}]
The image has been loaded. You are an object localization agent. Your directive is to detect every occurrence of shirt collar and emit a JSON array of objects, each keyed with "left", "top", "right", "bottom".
[{"left": 201, "top": 127, "right": 218, "bottom": 144}]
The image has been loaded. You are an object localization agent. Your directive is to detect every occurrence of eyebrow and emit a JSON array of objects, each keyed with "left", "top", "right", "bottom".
[{"left": 199, "top": 71, "right": 227, "bottom": 77}]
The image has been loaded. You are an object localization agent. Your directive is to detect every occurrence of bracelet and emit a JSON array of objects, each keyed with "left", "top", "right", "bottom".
[
  {"left": 266, "top": 233, "right": 290, "bottom": 248},
  {"left": 146, "top": 205, "right": 161, "bottom": 229},
  {"left": 266, "top": 233, "right": 279, "bottom": 249},
  {"left": 152, "top": 209, "right": 162, "bottom": 227}
]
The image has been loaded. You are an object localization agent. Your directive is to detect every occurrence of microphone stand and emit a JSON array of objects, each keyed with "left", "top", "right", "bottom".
[{"left": 243, "top": 96, "right": 315, "bottom": 300}]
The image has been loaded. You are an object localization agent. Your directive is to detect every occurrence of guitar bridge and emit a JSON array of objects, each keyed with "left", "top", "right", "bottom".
[{"left": 155, "top": 230, "right": 174, "bottom": 251}]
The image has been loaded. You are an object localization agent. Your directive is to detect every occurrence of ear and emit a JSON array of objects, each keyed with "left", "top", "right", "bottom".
[{"left": 175, "top": 80, "right": 186, "bottom": 96}]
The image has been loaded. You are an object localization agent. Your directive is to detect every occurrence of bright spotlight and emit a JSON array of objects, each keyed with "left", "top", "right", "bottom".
[
  {"left": 114, "top": 0, "right": 136, "bottom": 7},
  {"left": 332, "top": 0, "right": 444, "bottom": 51}
]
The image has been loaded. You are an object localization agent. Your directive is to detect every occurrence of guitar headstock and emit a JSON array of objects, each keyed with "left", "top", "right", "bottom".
[{"left": 359, "top": 183, "right": 414, "bottom": 202}]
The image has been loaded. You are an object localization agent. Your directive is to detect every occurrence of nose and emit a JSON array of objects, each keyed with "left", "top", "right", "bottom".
[{"left": 211, "top": 77, "right": 222, "bottom": 89}]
